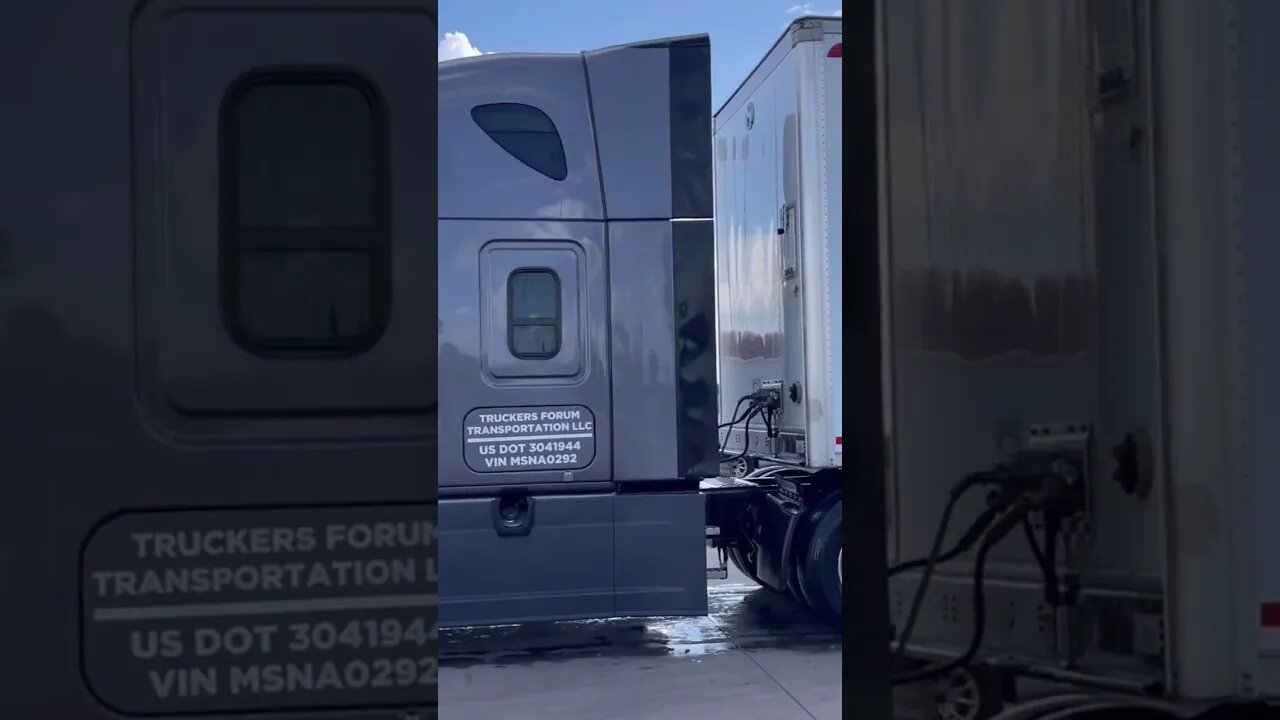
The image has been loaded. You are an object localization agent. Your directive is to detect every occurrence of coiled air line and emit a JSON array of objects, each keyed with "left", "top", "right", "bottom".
[{"left": 719, "top": 388, "right": 782, "bottom": 463}]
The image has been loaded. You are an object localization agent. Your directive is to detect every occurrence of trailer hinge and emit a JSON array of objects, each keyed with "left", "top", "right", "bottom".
[
  {"left": 792, "top": 21, "right": 824, "bottom": 45},
  {"left": 707, "top": 541, "right": 729, "bottom": 580}
]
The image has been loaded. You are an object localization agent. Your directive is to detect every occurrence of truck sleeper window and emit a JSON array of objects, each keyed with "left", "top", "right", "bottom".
[
  {"left": 220, "top": 70, "right": 391, "bottom": 357},
  {"left": 471, "top": 103, "right": 568, "bottom": 181},
  {"left": 508, "top": 268, "right": 561, "bottom": 359}
]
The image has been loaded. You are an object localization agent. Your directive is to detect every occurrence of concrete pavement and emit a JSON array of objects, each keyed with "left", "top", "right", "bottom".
[{"left": 439, "top": 549, "right": 843, "bottom": 719}]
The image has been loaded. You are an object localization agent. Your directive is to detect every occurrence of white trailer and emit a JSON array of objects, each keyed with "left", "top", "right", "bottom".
[
  {"left": 713, "top": 15, "right": 843, "bottom": 472},
  {"left": 702, "top": 15, "right": 846, "bottom": 628},
  {"left": 877, "top": 1, "right": 1280, "bottom": 717}
]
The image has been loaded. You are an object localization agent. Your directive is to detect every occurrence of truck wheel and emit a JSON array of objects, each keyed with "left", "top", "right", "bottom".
[
  {"left": 935, "top": 667, "right": 1004, "bottom": 720},
  {"left": 728, "top": 456, "right": 757, "bottom": 478},
  {"left": 796, "top": 498, "right": 842, "bottom": 626}
]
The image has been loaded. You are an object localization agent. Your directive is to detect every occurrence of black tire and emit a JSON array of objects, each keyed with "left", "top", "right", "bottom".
[{"left": 796, "top": 498, "right": 842, "bottom": 626}]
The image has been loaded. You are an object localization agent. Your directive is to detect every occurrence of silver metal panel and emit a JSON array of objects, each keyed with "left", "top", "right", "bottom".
[
  {"left": 881, "top": 0, "right": 1280, "bottom": 700},
  {"left": 583, "top": 47, "right": 672, "bottom": 219},
  {"left": 438, "top": 54, "right": 602, "bottom": 221},
  {"left": 1153, "top": 0, "right": 1248, "bottom": 699},
  {"left": 608, "top": 221, "right": 678, "bottom": 482},
  {"left": 1237, "top": 0, "right": 1280, "bottom": 695},
  {"left": 794, "top": 33, "right": 842, "bottom": 468},
  {"left": 438, "top": 219, "right": 612, "bottom": 488},
  {"left": 820, "top": 30, "right": 843, "bottom": 466},
  {"left": 713, "top": 48, "right": 788, "bottom": 449},
  {"left": 1083, "top": 0, "right": 1166, "bottom": 608},
  {"left": 882, "top": 0, "right": 1099, "bottom": 653},
  {"left": 891, "top": 572, "right": 1164, "bottom": 680},
  {"left": 778, "top": 62, "right": 808, "bottom": 436}
]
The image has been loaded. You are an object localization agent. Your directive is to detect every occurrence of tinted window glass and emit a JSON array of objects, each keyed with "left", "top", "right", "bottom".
[
  {"left": 236, "top": 251, "right": 372, "bottom": 342},
  {"left": 511, "top": 325, "right": 559, "bottom": 358},
  {"left": 510, "top": 269, "right": 559, "bottom": 319},
  {"left": 471, "top": 103, "right": 568, "bottom": 181},
  {"left": 508, "top": 269, "right": 561, "bottom": 359},
  {"left": 235, "top": 83, "right": 376, "bottom": 228},
  {"left": 221, "top": 72, "right": 390, "bottom": 356}
]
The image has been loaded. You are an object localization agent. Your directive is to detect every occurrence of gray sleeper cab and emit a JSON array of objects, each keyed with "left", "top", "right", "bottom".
[{"left": 437, "top": 35, "right": 718, "bottom": 627}]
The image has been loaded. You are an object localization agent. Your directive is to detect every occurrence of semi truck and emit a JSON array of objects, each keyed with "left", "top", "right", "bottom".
[
  {"left": 870, "top": 0, "right": 1280, "bottom": 717},
  {"left": 436, "top": 18, "right": 847, "bottom": 630}
]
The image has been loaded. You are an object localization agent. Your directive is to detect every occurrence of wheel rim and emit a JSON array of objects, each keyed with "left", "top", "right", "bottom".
[
  {"left": 837, "top": 547, "right": 843, "bottom": 589},
  {"left": 936, "top": 669, "right": 982, "bottom": 720}
]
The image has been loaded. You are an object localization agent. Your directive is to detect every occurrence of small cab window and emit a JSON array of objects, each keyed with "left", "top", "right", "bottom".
[
  {"left": 508, "top": 269, "right": 561, "bottom": 359},
  {"left": 471, "top": 103, "right": 568, "bottom": 181},
  {"left": 220, "top": 71, "right": 390, "bottom": 356}
]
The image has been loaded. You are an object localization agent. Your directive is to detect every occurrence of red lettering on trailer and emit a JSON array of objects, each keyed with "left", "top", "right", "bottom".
[{"left": 1260, "top": 602, "right": 1280, "bottom": 627}]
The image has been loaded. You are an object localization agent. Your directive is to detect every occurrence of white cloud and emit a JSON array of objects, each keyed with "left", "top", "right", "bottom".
[
  {"left": 786, "top": 3, "right": 840, "bottom": 15},
  {"left": 438, "top": 31, "right": 483, "bottom": 62}
]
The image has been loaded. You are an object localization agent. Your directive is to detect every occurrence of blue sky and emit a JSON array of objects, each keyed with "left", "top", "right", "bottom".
[{"left": 438, "top": 0, "right": 842, "bottom": 111}]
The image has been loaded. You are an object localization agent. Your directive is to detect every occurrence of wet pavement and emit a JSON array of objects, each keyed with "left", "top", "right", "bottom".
[{"left": 439, "top": 550, "right": 843, "bottom": 719}]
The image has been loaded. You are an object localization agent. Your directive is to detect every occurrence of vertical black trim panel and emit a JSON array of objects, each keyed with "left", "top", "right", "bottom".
[
  {"left": 668, "top": 35, "right": 714, "bottom": 478},
  {"left": 667, "top": 37, "right": 713, "bottom": 219},
  {"left": 580, "top": 55, "right": 617, "bottom": 480},
  {"left": 845, "top": 3, "right": 892, "bottom": 717},
  {"left": 672, "top": 219, "right": 717, "bottom": 479}
]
